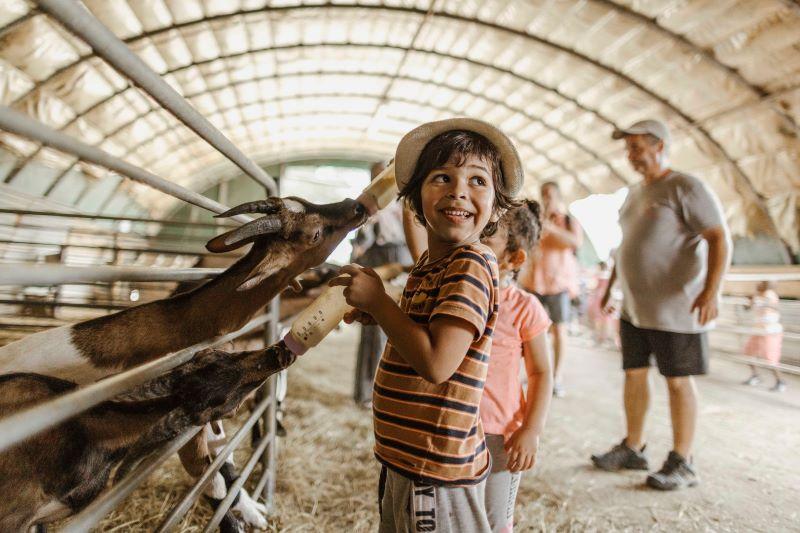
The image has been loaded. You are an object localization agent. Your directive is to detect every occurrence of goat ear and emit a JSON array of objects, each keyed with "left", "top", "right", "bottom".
[{"left": 236, "top": 265, "right": 282, "bottom": 292}]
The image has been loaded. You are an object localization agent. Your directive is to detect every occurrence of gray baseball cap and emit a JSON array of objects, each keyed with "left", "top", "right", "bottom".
[{"left": 612, "top": 119, "right": 671, "bottom": 147}]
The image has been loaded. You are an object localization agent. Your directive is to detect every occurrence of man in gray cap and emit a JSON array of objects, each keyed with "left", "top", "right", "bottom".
[{"left": 591, "top": 119, "right": 731, "bottom": 490}]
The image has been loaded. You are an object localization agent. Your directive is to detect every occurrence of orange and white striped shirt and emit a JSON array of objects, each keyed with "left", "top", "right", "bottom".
[{"left": 372, "top": 242, "right": 499, "bottom": 486}]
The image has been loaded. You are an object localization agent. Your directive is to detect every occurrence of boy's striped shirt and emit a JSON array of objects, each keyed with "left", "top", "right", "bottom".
[{"left": 373, "top": 242, "right": 499, "bottom": 486}]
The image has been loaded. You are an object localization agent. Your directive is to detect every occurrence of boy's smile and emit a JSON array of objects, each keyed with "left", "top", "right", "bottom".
[{"left": 421, "top": 153, "right": 496, "bottom": 260}]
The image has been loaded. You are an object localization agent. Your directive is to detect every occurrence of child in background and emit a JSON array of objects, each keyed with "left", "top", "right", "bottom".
[
  {"left": 481, "top": 201, "right": 553, "bottom": 533},
  {"left": 742, "top": 281, "right": 786, "bottom": 392},
  {"left": 332, "top": 118, "right": 523, "bottom": 532},
  {"left": 588, "top": 260, "right": 620, "bottom": 348}
]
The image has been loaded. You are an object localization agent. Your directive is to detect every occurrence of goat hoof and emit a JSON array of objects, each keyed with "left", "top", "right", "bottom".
[
  {"left": 276, "top": 419, "right": 287, "bottom": 437},
  {"left": 232, "top": 489, "right": 268, "bottom": 529}
]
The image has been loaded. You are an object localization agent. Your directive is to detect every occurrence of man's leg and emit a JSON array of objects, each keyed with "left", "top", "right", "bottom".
[
  {"left": 666, "top": 376, "right": 697, "bottom": 458},
  {"left": 624, "top": 367, "right": 651, "bottom": 449}
]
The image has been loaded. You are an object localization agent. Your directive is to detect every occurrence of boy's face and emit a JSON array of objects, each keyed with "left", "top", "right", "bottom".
[{"left": 420, "top": 153, "right": 496, "bottom": 252}]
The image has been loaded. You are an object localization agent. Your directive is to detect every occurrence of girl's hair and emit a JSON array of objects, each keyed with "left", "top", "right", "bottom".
[
  {"left": 501, "top": 199, "right": 542, "bottom": 253},
  {"left": 398, "top": 130, "right": 519, "bottom": 236},
  {"left": 498, "top": 199, "right": 542, "bottom": 279}
]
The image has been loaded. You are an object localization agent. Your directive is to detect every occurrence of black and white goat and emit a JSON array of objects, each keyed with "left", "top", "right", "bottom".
[{"left": 0, "top": 340, "right": 297, "bottom": 531}]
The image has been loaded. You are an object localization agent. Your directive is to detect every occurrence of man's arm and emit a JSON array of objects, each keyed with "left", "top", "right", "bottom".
[
  {"left": 600, "top": 265, "right": 617, "bottom": 312},
  {"left": 544, "top": 218, "right": 582, "bottom": 249},
  {"left": 402, "top": 205, "right": 428, "bottom": 263},
  {"left": 691, "top": 225, "right": 731, "bottom": 325}
]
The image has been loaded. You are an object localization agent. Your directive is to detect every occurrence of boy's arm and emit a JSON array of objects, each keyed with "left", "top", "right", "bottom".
[{"left": 334, "top": 265, "right": 476, "bottom": 384}]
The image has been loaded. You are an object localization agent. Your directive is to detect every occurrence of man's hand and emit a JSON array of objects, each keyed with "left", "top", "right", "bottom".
[
  {"left": 504, "top": 427, "right": 540, "bottom": 473},
  {"left": 329, "top": 264, "right": 388, "bottom": 314},
  {"left": 691, "top": 288, "right": 719, "bottom": 325}
]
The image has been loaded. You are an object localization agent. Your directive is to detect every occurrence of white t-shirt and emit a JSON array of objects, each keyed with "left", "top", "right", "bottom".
[{"left": 616, "top": 171, "right": 727, "bottom": 333}]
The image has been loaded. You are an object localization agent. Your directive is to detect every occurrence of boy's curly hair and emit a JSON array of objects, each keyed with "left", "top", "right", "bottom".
[
  {"left": 398, "top": 130, "right": 519, "bottom": 237},
  {"left": 499, "top": 199, "right": 543, "bottom": 278}
]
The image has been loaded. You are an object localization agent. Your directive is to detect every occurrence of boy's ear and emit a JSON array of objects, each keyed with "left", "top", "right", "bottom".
[{"left": 509, "top": 248, "right": 526, "bottom": 268}]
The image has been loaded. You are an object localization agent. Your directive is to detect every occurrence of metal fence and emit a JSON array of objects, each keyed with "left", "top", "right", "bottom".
[{"left": 0, "top": 0, "right": 288, "bottom": 529}]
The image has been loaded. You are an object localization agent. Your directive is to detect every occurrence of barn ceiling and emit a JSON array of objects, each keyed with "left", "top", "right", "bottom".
[{"left": 0, "top": 0, "right": 798, "bottom": 250}]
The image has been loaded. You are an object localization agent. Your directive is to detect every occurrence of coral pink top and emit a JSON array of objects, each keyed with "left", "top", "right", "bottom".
[
  {"left": 480, "top": 285, "right": 551, "bottom": 440},
  {"left": 521, "top": 212, "right": 581, "bottom": 296}
]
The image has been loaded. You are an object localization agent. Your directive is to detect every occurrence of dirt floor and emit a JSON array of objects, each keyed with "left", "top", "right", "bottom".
[
  {"left": 266, "top": 324, "right": 799, "bottom": 532},
  {"left": 105, "top": 323, "right": 799, "bottom": 531}
]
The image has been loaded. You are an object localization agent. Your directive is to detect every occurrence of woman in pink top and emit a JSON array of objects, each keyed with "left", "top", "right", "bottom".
[
  {"left": 519, "top": 181, "right": 581, "bottom": 398},
  {"left": 742, "top": 281, "right": 786, "bottom": 392},
  {"left": 481, "top": 201, "right": 554, "bottom": 533}
]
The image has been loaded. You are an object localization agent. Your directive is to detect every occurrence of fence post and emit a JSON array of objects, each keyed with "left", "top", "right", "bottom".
[{"left": 263, "top": 295, "right": 280, "bottom": 510}]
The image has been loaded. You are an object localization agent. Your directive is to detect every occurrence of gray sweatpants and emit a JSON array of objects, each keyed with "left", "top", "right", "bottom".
[
  {"left": 378, "top": 467, "right": 491, "bottom": 533},
  {"left": 484, "top": 434, "right": 522, "bottom": 533}
]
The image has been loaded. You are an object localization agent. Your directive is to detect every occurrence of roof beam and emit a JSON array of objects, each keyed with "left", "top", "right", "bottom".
[
  {"left": 0, "top": 106, "right": 251, "bottom": 223},
  {"left": 35, "top": 0, "right": 277, "bottom": 194},
  {"left": 15, "top": 3, "right": 778, "bottom": 232}
]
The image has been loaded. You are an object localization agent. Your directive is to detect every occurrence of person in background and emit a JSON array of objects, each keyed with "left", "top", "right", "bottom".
[
  {"left": 592, "top": 119, "right": 731, "bottom": 491},
  {"left": 588, "top": 260, "right": 620, "bottom": 349},
  {"left": 742, "top": 280, "right": 786, "bottom": 392},
  {"left": 350, "top": 162, "right": 413, "bottom": 407},
  {"left": 519, "top": 181, "right": 582, "bottom": 398},
  {"left": 480, "top": 201, "right": 552, "bottom": 533}
]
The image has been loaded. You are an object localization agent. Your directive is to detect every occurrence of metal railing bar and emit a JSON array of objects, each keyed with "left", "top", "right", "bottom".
[
  {"left": 714, "top": 325, "right": 800, "bottom": 341},
  {"left": 0, "top": 265, "right": 223, "bottom": 285},
  {"left": 0, "top": 106, "right": 251, "bottom": 224},
  {"left": 712, "top": 351, "right": 800, "bottom": 376},
  {"left": 0, "top": 221, "right": 223, "bottom": 243},
  {"left": 0, "top": 312, "right": 273, "bottom": 453},
  {"left": 0, "top": 238, "right": 239, "bottom": 258},
  {"left": 0, "top": 298, "right": 130, "bottom": 311},
  {"left": 35, "top": 0, "right": 277, "bottom": 194},
  {"left": 725, "top": 272, "right": 800, "bottom": 282},
  {"left": 0, "top": 208, "right": 239, "bottom": 228},
  {"left": 202, "top": 430, "right": 272, "bottom": 533},
  {"left": 156, "top": 394, "right": 273, "bottom": 532},
  {"left": 61, "top": 426, "right": 203, "bottom": 533}
]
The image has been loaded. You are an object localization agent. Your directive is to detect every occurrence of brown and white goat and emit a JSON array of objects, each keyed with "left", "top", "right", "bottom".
[
  {"left": 0, "top": 195, "right": 366, "bottom": 529},
  {"left": 0, "top": 341, "right": 297, "bottom": 531},
  {"left": 0, "top": 196, "right": 365, "bottom": 382}
]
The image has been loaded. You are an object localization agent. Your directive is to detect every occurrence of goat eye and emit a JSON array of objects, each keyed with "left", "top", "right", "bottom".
[{"left": 313, "top": 230, "right": 321, "bottom": 241}]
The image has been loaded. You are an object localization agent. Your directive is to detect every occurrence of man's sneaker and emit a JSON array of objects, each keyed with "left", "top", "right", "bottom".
[
  {"left": 591, "top": 439, "right": 649, "bottom": 471},
  {"left": 646, "top": 451, "right": 698, "bottom": 490},
  {"left": 742, "top": 375, "right": 761, "bottom": 386}
]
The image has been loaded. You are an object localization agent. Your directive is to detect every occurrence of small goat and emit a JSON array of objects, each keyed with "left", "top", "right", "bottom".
[
  {"left": 0, "top": 341, "right": 297, "bottom": 531},
  {"left": 0, "top": 195, "right": 366, "bottom": 530}
]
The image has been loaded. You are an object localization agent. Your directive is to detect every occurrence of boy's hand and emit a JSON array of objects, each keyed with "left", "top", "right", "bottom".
[
  {"left": 343, "top": 308, "right": 376, "bottom": 325},
  {"left": 504, "top": 427, "right": 539, "bottom": 472},
  {"left": 329, "top": 264, "right": 387, "bottom": 314}
]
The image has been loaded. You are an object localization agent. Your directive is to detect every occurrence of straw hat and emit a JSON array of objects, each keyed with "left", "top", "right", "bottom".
[{"left": 394, "top": 118, "right": 524, "bottom": 197}]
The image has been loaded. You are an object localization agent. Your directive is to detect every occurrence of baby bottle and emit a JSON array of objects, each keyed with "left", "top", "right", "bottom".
[
  {"left": 283, "top": 285, "right": 353, "bottom": 356},
  {"left": 355, "top": 162, "right": 398, "bottom": 216}
]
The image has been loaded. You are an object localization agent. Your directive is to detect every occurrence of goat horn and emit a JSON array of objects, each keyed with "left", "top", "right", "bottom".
[
  {"left": 222, "top": 216, "right": 283, "bottom": 246},
  {"left": 214, "top": 199, "right": 281, "bottom": 218}
]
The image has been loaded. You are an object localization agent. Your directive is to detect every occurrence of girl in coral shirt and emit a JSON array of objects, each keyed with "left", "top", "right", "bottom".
[{"left": 480, "top": 201, "right": 554, "bottom": 532}]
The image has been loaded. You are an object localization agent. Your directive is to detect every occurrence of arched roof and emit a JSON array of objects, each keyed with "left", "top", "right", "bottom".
[{"left": 0, "top": 0, "right": 798, "bottom": 251}]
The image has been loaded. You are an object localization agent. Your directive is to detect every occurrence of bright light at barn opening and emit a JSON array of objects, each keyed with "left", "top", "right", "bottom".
[
  {"left": 569, "top": 188, "right": 629, "bottom": 261},
  {"left": 281, "top": 164, "right": 372, "bottom": 265}
]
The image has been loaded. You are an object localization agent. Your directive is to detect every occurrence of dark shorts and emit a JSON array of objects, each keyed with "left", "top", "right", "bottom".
[
  {"left": 534, "top": 291, "right": 570, "bottom": 324},
  {"left": 620, "top": 319, "right": 708, "bottom": 377}
]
